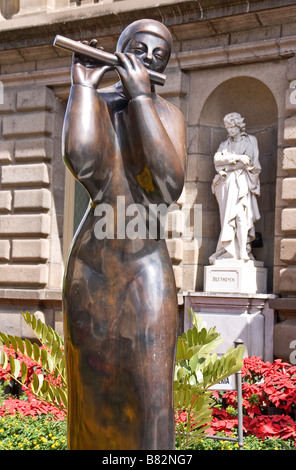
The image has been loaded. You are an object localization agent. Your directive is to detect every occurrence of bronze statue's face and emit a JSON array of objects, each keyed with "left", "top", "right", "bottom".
[{"left": 124, "top": 32, "right": 170, "bottom": 73}]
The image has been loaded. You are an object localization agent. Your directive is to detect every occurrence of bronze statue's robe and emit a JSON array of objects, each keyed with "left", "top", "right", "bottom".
[{"left": 62, "top": 79, "right": 186, "bottom": 450}]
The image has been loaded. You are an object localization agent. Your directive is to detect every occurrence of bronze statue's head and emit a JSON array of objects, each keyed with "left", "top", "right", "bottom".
[{"left": 116, "top": 19, "right": 172, "bottom": 73}]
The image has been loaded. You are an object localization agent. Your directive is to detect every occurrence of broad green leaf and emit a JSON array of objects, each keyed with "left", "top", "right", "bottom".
[
  {"left": 23, "top": 312, "right": 31, "bottom": 324},
  {"left": 57, "top": 387, "right": 68, "bottom": 406},
  {"left": 33, "top": 342, "right": 40, "bottom": 362},
  {"left": 7, "top": 335, "right": 18, "bottom": 353},
  {"left": 0, "top": 346, "right": 8, "bottom": 369},
  {"left": 176, "top": 337, "right": 192, "bottom": 363},
  {"left": 46, "top": 330, "right": 53, "bottom": 348},
  {"left": 32, "top": 373, "right": 39, "bottom": 393},
  {"left": 37, "top": 374, "right": 44, "bottom": 392},
  {"left": 25, "top": 339, "right": 32, "bottom": 358},
  {"left": 50, "top": 340, "right": 59, "bottom": 358},
  {"left": 55, "top": 348, "right": 63, "bottom": 362},
  {"left": 0, "top": 332, "right": 10, "bottom": 349},
  {"left": 15, "top": 336, "right": 25, "bottom": 354},
  {"left": 54, "top": 388, "right": 62, "bottom": 405},
  {"left": 188, "top": 375, "right": 197, "bottom": 386},
  {"left": 189, "top": 352, "right": 199, "bottom": 372},
  {"left": 40, "top": 348, "right": 48, "bottom": 365},
  {"left": 40, "top": 379, "right": 49, "bottom": 395},
  {"left": 31, "top": 314, "right": 37, "bottom": 331},
  {"left": 47, "top": 355, "right": 54, "bottom": 374},
  {"left": 36, "top": 319, "right": 43, "bottom": 338},
  {"left": 47, "top": 386, "right": 55, "bottom": 403},
  {"left": 21, "top": 361, "right": 28, "bottom": 384},
  {"left": 32, "top": 373, "right": 44, "bottom": 394},
  {"left": 41, "top": 325, "right": 47, "bottom": 344},
  {"left": 9, "top": 355, "right": 20, "bottom": 379}
]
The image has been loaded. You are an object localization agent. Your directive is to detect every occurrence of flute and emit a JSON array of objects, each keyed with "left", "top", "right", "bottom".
[{"left": 53, "top": 35, "right": 166, "bottom": 86}]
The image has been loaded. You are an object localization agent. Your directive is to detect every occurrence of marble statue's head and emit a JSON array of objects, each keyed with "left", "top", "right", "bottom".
[
  {"left": 223, "top": 112, "right": 246, "bottom": 132},
  {"left": 116, "top": 19, "right": 173, "bottom": 73}
]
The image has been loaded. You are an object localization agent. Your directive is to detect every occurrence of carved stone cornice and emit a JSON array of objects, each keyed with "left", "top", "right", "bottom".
[
  {"left": 174, "top": 36, "right": 296, "bottom": 71},
  {"left": 1, "top": 0, "right": 296, "bottom": 51},
  {"left": 1, "top": 34, "right": 296, "bottom": 93},
  {"left": 184, "top": 291, "right": 274, "bottom": 314}
]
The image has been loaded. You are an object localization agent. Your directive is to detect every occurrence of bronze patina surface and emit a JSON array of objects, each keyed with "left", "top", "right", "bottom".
[{"left": 62, "top": 19, "right": 186, "bottom": 450}]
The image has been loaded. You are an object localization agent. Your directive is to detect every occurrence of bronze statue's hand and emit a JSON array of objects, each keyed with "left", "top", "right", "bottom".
[
  {"left": 71, "top": 39, "right": 112, "bottom": 88},
  {"left": 114, "top": 52, "right": 151, "bottom": 100}
]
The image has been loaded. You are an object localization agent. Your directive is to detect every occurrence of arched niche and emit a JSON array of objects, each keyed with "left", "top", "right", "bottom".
[{"left": 199, "top": 76, "right": 278, "bottom": 292}]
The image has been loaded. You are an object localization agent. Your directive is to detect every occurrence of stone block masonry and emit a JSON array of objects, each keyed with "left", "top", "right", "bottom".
[
  {"left": 0, "top": 141, "right": 13, "bottom": 163},
  {"left": 2, "top": 112, "right": 54, "bottom": 138},
  {"left": 14, "top": 138, "right": 53, "bottom": 162},
  {"left": 279, "top": 58, "right": 296, "bottom": 294},
  {"left": 283, "top": 147, "right": 296, "bottom": 172},
  {"left": 16, "top": 87, "right": 53, "bottom": 112},
  {"left": 1, "top": 163, "right": 50, "bottom": 187},
  {"left": 0, "top": 84, "right": 64, "bottom": 290},
  {"left": 0, "top": 214, "right": 50, "bottom": 236},
  {"left": 280, "top": 238, "right": 296, "bottom": 264},
  {"left": 14, "top": 188, "right": 51, "bottom": 212},
  {"left": 11, "top": 239, "right": 49, "bottom": 262},
  {"left": 0, "top": 191, "right": 12, "bottom": 212},
  {"left": 273, "top": 149, "right": 296, "bottom": 356},
  {"left": 0, "top": 265, "right": 48, "bottom": 287}
]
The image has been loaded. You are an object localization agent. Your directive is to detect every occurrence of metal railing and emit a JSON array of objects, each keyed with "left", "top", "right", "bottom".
[
  {"left": 176, "top": 339, "right": 245, "bottom": 450},
  {"left": 205, "top": 339, "right": 244, "bottom": 450}
]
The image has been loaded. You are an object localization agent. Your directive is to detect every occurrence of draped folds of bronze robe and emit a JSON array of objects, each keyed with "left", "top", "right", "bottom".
[{"left": 62, "top": 57, "right": 186, "bottom": 448}]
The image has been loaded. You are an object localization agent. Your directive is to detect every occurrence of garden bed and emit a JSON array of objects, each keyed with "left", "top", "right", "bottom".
[
  {"left": 176, "top": 356, "right": 296, "bottom": 450},
  {"left": 1, "top": 314, "right": 296, "bottom": 450},
  {"left": 0, "top": 355, "right": 295, "bottom": 450}
]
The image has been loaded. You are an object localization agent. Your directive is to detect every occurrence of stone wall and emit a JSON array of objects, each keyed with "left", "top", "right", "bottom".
[
  {"left": 0, "top": 83, "right": 65, "bottom": 337},
  {"left": 0, "top": 0, "right": 296, "bottom": 359},
  {"left": 0, "top": 86, "right": 64, "bottom": 287}
]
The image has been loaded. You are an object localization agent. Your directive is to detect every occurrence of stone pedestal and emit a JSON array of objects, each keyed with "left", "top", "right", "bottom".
[
  {"left": 204, "top": 260, "right": 267, "bottom": 294},
  {"left": 184, "top": 292, "right": 275, "bottom": 361}
]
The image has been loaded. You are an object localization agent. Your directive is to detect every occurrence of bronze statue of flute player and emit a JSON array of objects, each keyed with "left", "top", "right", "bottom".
[{"left": 59, "top": 19, "right": 186, "bottom": 450}]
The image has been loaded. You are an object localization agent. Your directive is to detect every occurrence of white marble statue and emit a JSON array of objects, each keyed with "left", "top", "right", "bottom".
[{"left": 210, "top": 112, "right": 261, "bottom": 263}]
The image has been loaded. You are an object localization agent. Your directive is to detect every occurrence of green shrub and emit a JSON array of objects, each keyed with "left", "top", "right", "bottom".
[
  {"left": 0, "top": 414, "right": 67, "bottom": 450},
  {"left": 191, "top": 433, "right": 296, "bottom": 450}
]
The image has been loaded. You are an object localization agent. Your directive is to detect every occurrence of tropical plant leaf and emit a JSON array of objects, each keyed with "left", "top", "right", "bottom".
[
  {"left": 24, "top": 338, "right": 32, "bottom": 358},
  {"left": 21, "top": 361, "right": 28, "bottom": 384},
  {"left": 33, "top": 342, "right": 40, "bottom": 362},
  {"left": 174, "top": 311, "right": 245, "bottom": 449},
  {"left": 8, "top": 354, "right": 20, "bottom": 380},
  {"left": 31, "top": 373, "right": 44, "bottom": 394},
  {"left": 0, "top": 340, "right": 8, "bottom": 367},
  {"left": 0, "top": 312, "right": 67, "bottom": 414},
  {"left": 0, "top": 332, "right": 10, "bottom": 349},
  {"left": 15, "top": 336, "right": 25, "bottom": 354}
]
